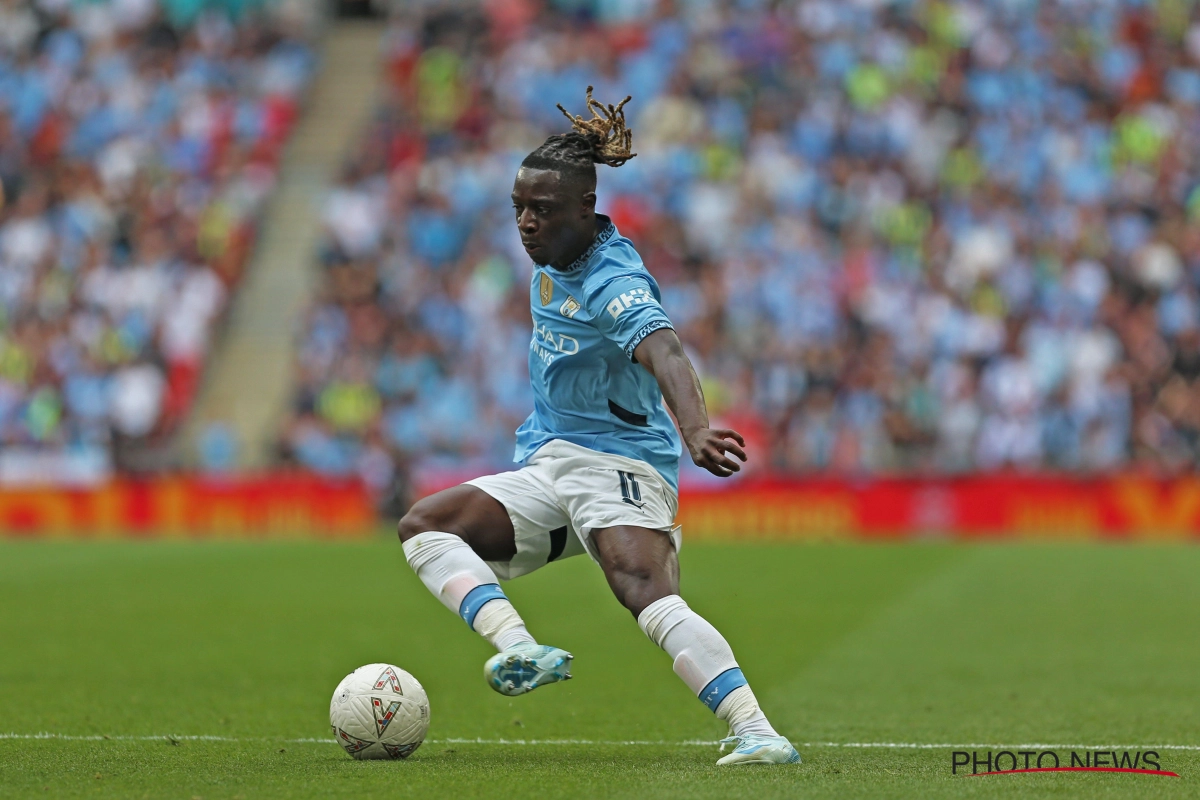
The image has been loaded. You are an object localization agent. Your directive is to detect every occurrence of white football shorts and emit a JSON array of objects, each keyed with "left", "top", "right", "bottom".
[{"left": 465, "top": 439, "right": 681, "bottom": 580}]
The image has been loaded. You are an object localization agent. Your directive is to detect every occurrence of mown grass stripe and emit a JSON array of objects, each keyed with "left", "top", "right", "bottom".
[{"left": 4, "top": 733, "right": 1199, "bottom": 750}]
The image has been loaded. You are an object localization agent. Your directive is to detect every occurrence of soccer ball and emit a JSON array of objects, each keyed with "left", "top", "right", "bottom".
[{"left": 329, "top": 663, "right": 430, "bottom": 760}]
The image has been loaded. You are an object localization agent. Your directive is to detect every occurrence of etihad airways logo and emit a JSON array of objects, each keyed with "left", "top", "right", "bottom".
[{"left": 531, "top": 322, "right": 579, "bottom": 365}]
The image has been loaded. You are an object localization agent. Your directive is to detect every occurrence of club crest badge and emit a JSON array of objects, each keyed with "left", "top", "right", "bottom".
[
  {"left": 540, "top": 273, "right": 553, "bottom": 306},
  {"left": 559, "top": 295, "right": 581, "bottom": 318}
]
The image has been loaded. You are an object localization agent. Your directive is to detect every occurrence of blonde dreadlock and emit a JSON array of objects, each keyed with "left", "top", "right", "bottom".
[
  {"left": 556, "top": 86, "right": 636, "bottom": 167},
  {"left": 521, "top": 87, "right": 636, "bottom": 185}
]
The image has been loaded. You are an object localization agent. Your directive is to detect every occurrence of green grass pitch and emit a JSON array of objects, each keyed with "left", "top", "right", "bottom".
[{"left": 2, "top": 538, "right": 1198, "bottom": 799}]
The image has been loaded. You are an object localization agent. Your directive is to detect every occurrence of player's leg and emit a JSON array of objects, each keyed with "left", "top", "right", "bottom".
[
  {"left": 398, "top": 485, "right": 531, "bottom": 649},
  {"left": 398, "top": 483, "right": 572, "bottom": 695},
  {"left": 591, "top": 525, "right": 800, "bottom": 766}
]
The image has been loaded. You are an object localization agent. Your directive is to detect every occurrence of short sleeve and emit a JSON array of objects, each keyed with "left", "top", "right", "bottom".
[{"left": 586, "top": 274, "right": 674, "bottom": 361}]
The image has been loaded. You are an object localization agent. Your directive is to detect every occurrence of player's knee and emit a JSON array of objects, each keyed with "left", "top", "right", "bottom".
[
  {"left": 605, "top": 558, "right": 673, "bottom": 617},
  {"left": 397, "top": 495, "right": 457, "bottom": 543},
  {"left": 619, "top": 579, "right": 673, "bottom": 618}
]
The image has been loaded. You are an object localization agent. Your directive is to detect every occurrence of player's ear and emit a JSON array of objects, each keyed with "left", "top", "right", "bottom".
[{"left": 580, "top": 190, "right": 596, "bottom": 216}]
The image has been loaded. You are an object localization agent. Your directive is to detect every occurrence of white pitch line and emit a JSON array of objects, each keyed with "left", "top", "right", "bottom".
[
  {"left": 0, "top": 734, "right": 247, "bottom": 742},
  {"left": 438, "top": 739, "right": 1200, "bottom": 750},
  {"left": 3, "top": 733, "right": 1200, "bottom": 750},
  {"left": 809, "top": 742, "right": 1200, "bottom": 751}
]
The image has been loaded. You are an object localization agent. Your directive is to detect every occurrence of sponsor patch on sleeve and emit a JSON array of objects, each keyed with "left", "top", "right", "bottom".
[{"left": 606, "top": 287, "right": 655, "bottom": 319}]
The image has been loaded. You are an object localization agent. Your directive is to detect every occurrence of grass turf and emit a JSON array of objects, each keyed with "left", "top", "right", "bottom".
[{"left": 1, "top": 538, "right": 1197, "bottom": 799}]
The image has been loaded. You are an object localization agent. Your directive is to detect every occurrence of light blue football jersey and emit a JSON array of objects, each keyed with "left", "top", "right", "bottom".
[{"left": 514, "top": 215, "right": 683, "bottom": 489}]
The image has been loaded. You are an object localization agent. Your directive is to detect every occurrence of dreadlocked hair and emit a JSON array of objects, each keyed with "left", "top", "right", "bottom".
[{"left": 521, "top": 86, "right": 636, "bottom": 183}]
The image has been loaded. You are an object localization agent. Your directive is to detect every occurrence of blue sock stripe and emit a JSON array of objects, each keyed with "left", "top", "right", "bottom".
[
  {"left": 699, "top": 667, "right": 747, "bottom": 713},
  {"left": 458, "top": 583, "right": 507, "bottom": 628}
]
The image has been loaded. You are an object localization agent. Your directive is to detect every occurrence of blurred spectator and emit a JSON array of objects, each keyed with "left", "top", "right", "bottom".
[
  {"left": 0, "top": 0, "right": 314, "bottom": 479},
  {"left": 197, "top": 419, "right": 238, "bottom": 473},
  {"left": 282, "top": 0, "right": 1200, "bottom": 493}
]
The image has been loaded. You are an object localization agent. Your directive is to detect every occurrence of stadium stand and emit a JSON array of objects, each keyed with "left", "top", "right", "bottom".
[
  {"left": 279, "top": 0, "right": 1200, "bottom": 501},
  {"left": 0, "top": 0, "right": 314, "bottom": 482}
]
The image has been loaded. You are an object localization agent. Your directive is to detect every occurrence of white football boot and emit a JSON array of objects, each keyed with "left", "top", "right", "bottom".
[
  {"left": 485, "top": 643, "right": 573, "bottom": 696},
  {"left": 716, "top": 734, "right": 802, "bottom": 766}
]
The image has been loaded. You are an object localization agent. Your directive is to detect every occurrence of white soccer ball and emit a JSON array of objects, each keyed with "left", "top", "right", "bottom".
[{"left": 329, "top": 663, "right": 430, "bottom": 760}]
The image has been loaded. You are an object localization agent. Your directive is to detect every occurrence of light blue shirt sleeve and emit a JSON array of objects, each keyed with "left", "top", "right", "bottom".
[{"left": 585, "top": 272, "right": 674, "bottom": 361}]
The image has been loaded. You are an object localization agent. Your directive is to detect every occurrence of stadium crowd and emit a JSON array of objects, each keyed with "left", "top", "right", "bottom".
[
  {"left": 283, "top": 0, "right": 1200, "bottom": 494},
  {"left": 0, "top": 0, "right": 313, "bottom": 479}
]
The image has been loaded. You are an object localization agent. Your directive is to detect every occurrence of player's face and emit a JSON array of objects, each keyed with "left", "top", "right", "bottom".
[{"left": 511, "top": 167, "right": 595, "bottom": 269}]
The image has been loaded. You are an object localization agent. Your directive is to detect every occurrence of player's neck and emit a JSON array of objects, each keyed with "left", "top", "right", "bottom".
[{"left": 548, "top": 217, "right": 599, "bottom": 271}]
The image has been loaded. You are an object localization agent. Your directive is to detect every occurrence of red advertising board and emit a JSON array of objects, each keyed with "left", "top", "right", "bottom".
[
  {"left": 676, "top": 475, "right": 1200, "bottom": 541},
  {"left": 0, "top": 475, "right": 375, "bottom": 538},
  {"left": 1, "top": 474, "right": 1198, "bottom": 540}
]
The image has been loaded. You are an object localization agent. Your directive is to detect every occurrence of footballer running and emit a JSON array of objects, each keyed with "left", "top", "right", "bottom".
[{"left": 397, "top": 88, "right": 800, "bottom": 766}]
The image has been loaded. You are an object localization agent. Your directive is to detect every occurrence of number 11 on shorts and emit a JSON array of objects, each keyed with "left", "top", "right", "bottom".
[{"left": 618, "top": 471, "right": 645, "bottom": 508}]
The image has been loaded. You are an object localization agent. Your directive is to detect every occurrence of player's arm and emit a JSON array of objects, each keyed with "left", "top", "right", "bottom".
[{"left": 633, "top": 328, "right": 746, "bottom": 477}]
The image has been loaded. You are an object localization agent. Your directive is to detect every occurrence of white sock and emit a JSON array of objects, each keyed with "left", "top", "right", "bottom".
[
  {"left": 473, "top": 598, "right": 536, "bottom": 652},
  {"left": 402, "top": 531, "right": 535, "bottom": 652},
  {"left": 638, "top": 595, "right": 779, "bottom": 738},
  {"left": 717, "top": 685, "right": 777, "bottom": 738}
]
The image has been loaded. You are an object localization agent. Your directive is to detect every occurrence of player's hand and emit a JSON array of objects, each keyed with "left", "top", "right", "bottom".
[{"left": 685, "top": 428, "right": 747, "bottom": 477}]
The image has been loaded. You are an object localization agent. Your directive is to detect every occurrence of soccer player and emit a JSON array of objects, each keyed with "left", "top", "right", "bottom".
[{"left": 397, "top": 89, "right": 799, "bottom": 766}]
